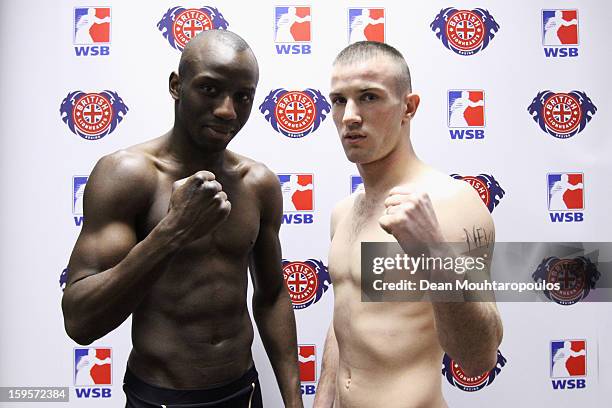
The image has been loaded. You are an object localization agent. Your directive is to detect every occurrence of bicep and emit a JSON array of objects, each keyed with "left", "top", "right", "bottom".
[
  {"left": 249, "top": 222, "right": 284, "bottom": 297},
  {"left": 249, "top": 168, "right": 284, "bottom": 296},
  {"left": 67, "top": 220, "right": 138, "bottom": 286},
  {"left": 450, "top": 184, "right": 495, "bottom": 255},
  {"left": 65, "top": 152, "right": 153, "bottom": 287}
]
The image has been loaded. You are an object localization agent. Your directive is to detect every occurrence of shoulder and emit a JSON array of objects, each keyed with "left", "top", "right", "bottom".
[
  {"left": 231, "top": 152, "right": 280, "bottom": 196},
  {"left": 86, "top": 148, "right": 158, "bottom": 215},
  {"left": 452, "top": 178, "right": 493, "bottom": 230},
  {"left": 228, "top": 151, "right": 282, "bottom": 216},
  {"left": 331, "top": 193, "right": 357, "bottom": 239},
  {"left": 426, "top": 172, "right": 494, "bottom": 242}
]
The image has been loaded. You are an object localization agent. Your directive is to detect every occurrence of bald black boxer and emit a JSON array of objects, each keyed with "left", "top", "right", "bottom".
[{"left": 62, "top": 30, "right": 303, "bottom": 408}]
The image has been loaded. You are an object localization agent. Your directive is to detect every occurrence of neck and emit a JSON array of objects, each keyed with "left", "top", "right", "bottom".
[
  {"left": 163, "top": 121, "right": 227, "bottom": 175},
  {"left": 357, "top": 138, "right": 424, "bottom": 200}
]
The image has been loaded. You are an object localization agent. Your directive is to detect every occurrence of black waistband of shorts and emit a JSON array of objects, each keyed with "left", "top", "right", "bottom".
[{"left": 123, "top": 365, "right": 258, "bottom": 405}]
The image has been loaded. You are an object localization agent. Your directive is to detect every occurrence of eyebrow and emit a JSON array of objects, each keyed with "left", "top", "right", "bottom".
[
  {"left": 358, "top": 87, "right": 383, "bottom": 93},
  {"left": 192, "top": 73, "right": 223, "bottom": 82},
  {"left": 192, "top": 74, "right": 255, "bottom": 92},
  {"left": 329, "top": 86, "right": 384, "bottom": 96}
]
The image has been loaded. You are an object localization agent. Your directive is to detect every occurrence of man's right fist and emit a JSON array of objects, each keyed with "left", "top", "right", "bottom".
[{"left": 164, "top": 170, "right": 231, "bottom": 244}]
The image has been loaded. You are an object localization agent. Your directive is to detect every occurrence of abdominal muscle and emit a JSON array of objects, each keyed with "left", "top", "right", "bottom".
[{"left": 333, "top": 287, "right": 448, "bottom": 408}]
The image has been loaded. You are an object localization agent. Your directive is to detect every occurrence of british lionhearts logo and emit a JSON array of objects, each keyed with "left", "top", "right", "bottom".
[
  {"left": 448, "top": 90, "right": 485, "bottom": 140},
  {"left": 282, "top": 259, "right": 331, "bottom": 309},
  {"left": 532, "top": 257, "right": 599, "bottom": 305},
  {"left": 350, "top": 175, "right": 364, "bottom": 194},
  {"left": 73, "top": 7, "right": 111, "bottom": 56},
  {"left": 60, "top": 267, "right": 69, "bottom": 291},
  {"left": 550, "top": 340, "right": 587, "bottom": 389},
  {"left": 442, "top": 350, "right": 506, "bottom": 392},
  {"left": 259, "top": 89, "right": 330, "bottom": 138},
  {"left": 528, "top": 91, "right": 596, "bottom": 139},
  {"left": 278, "top": 174, "right": 314, "bottom": 224},
  {"left": 60, "top": 91, "right": 128, "bottom": 140},
  {"left": 450, "top": 174, "right": 505, "bottom": 213},
  {"left": 430, "top": 8, "right": 499, "bottom": 56},
  {"left": 543, "top": 10, "right": 579, "bottom": 57},
  {"left": 157, "top": 6, "right": 229, "bottom": 51},
  {"left": 348, "top": 8, "right": 385, "bottom": 43},
  {"left": 547, "top": 173, "right": 584, "bottom": 223}
]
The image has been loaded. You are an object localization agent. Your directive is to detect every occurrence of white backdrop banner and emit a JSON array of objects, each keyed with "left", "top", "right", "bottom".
[{"left": 0, "top": 0, "right": 610, "bottom": 407}]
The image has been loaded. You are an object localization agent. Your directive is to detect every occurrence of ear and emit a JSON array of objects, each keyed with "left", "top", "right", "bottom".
[
  {"left": 169, "top": 71, "right": 180, "bottom": 101},
  {"left": 401, "top": 93, "right": 420, "bottom": 124}
]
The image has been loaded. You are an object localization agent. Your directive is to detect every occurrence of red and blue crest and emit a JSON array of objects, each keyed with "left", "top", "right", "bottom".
[
  {"left": 450, "top": 174, "right": 505, "bottom": 213},
  {"left": 442, "top": 350, "right": 506, "bottom": 392},
  {"left": 282, "top": 259, "right": 331, "bottom": 309},
  {"left": 430, "top": 8, "right": 499, "bottom": 56},
  {"left": 528, "top": 90, "right": 596, "bottom": 139},
  {"left": 60, "top": 90, "right": 128, "bottom": 140},
  {"left": 532, "top": 257, "right": 599, "bottom": 305},
  {"left": 157, "top": 6, "right": 229, "bottom": 51},
  {"left": 259, "top": 89, "right": 330, "bottom": 138}
]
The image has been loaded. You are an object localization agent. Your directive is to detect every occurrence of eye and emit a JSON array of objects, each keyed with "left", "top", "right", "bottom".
[
  {"left": 200, "top": 85, "right": 218, "bottom": 95},
  {"left": 331, "top": 96, "right": 347, "bottom": 105},
  {"left": 236, "top": 92, "right": 253, "bottom": 103},
  {"left": 361, "top": 93, "right": 377, "bottom": 102}
]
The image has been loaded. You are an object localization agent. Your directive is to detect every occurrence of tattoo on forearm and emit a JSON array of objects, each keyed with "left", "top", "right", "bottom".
[{"left": 464, "top": 226, "right": 494, "bottom": 252}]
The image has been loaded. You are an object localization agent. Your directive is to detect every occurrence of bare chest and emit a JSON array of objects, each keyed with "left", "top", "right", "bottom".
[
  {"left": 140, "top": 173, "right": 260, "bottom": 259},
  {"left": 329, "top": 203, "right": 394, "bottom": 288}
]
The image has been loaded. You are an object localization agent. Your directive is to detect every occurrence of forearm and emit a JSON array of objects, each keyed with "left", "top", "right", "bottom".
[
  {"left": 313, "top": 325, "right": 338, "bottom": 408},
  {"left": 62, "top": 222, "right": 182, "bottom": 344},
  {"left": 432, "top": 302, "right": 503, "bottom": 376},
  {"left": 253, "top": 291, "right": 302, "bottom": 408}
]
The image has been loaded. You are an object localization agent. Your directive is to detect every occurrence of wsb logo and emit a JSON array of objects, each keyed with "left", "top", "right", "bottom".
[
  {"left": 73, "top": 7, "right": 111, "bottom": 57},
  {"left": 447, "top": 90, "right": 485, "bottom": 140},
  {"left": 550, "top": 340, "right": 587, "bottom": 390},
  {"left": 274, "top": 6, "right": 312, "bottom": 55},
  {"left": 299, "top": 345, "right": 317, "bottom": 395},
  {"left": 73, "top": 348, "right": 112, "bottom": 398},
  {"left": 547, "top": 173, "right": 584, "bottom": 223},
  {"left": 278, "top": 174, "right": 314, "bottom": 224},
  {"left": 72, "top": 176, "right": 88, "bottom": 226},
  {"left": 542, "top": 10, "right": 579, "bottom": 58}
]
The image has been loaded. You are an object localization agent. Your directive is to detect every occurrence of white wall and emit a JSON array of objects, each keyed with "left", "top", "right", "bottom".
[{"left": 0, "top": 0, "right": 610, "bottom": 406}]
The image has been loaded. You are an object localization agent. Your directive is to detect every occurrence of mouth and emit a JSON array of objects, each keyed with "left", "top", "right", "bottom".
[
  {"left": 343, "top": 132, "right": 366, "bottom": 144},
  {"left": 204, "top": 125, "right": 235, "bottom": 138}
]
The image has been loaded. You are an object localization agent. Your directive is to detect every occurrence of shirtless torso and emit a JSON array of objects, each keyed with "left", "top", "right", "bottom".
[
  {"left": 329, "top": 171, "right": 492, "bottom": 407},
  {"left": 65, "top": 137, "right": 275, "bottom": 387}
]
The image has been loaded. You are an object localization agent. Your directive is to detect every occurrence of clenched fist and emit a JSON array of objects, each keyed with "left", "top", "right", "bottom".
[
  {"left": 378, "top": 186, "right": 444, "bottom": 248},
  {"left": 164, "top": 170, "right": 231, "bottom": 244}
]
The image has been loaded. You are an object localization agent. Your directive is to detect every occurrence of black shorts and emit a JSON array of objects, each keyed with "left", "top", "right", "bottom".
[{"left": 123, "top": 365, "right": 263, "bottom": 408}]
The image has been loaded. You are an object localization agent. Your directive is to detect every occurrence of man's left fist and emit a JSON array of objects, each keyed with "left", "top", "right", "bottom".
[{"left": 378, "top": 186, "right": 444, "bottom": 245}]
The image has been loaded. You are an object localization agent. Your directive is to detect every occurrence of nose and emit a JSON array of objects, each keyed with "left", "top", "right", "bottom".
[
  {"left": 342, "top": 99, "right": 361, "bottom": 128},
  {"left": 213, "top": 95, "right": 237, "bottom": 121}
]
